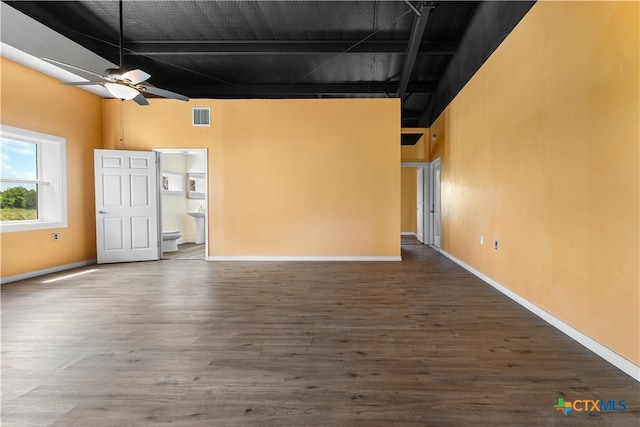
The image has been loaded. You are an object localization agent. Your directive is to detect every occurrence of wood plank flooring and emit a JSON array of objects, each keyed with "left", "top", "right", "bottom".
[
  {"left": 401, "top": 235, "right": 422, "bottom": 245},
  {"left": 2, "top": 245, "right": 638, "bottom": 426},
  {"left": 163, "top": 243, "right": 206, "bottom": 260}
]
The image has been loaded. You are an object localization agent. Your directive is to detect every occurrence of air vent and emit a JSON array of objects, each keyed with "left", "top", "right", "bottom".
[{"left": 192, "top": 107, "right": 211, "bottom": 126}]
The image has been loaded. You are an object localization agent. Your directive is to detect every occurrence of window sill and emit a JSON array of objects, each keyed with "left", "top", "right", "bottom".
[{"left": 0, "top": 220, "right": 68, "bottom": 233}]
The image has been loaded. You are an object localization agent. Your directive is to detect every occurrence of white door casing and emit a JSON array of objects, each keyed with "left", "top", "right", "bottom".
[
  {"left": 94, "top": 149, "right": 160, "bottom": 263},
  {"left": 432, "top": 158, "right": 441, "bottom": 248},
  {"left": 416, "top": 166, "right": 425, "bottom": 243}
]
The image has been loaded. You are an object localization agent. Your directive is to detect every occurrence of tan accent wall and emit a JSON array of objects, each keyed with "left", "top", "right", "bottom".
[
  {"left": 431, "top": 1, "right": 639, "bottom": 364},
  {"left": 401, "top": 167, "right": 418, "bottom": 233},
  {"left": 102, "top": 98, "right": 401, "bottom": 258},
  {"left": 1, "top": 58, "right": 103, "bottom": 278},
  {"left": 401, "top": 128, "right": 429, "bottom": 162}
]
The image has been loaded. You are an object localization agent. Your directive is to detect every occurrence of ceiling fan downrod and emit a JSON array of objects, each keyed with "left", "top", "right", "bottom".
[
  {"left": 41, "top": 0, "right": 188, "bottom": 104},
  {"left": 118, "top": 0, "right": 124, "bottom": 69}
]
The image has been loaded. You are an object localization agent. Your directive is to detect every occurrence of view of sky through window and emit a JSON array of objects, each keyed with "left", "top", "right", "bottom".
[{"left": 1, "top": 138, "right": 37, "bottom": 191}]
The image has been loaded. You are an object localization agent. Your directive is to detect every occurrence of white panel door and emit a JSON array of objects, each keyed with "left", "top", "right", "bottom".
[
  {"left": 432, "top": 159, "right": 441, "bottom": 248},
  {"left": 416, "top": 167, "right": 425, "bottom": 243},
  {"left": 94, "top": 149, "right": 160, "bottom": 263}
]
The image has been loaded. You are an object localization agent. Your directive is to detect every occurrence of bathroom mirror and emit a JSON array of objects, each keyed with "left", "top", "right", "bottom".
[
  {"left": 187, "top": 173, "right": 206, "bottom": 199},
  {"left": 161, "top": 170, "right": 184, "bottom": 195}
]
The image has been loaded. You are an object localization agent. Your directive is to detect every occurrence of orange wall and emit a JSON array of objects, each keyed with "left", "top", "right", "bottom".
[
  {"left": 1, "top": 58, "right": 103, "bottom": 278},
  {"left": 401, "top": 167, "right": 417, "bottom": 233},
  {"left": 431, "top": 1, "right": 639, "bottom": 364},
  {"left": 102, "top": 98, "right": 401, "bottom": 258},
  {"left": 401, "top": 128, "right": 429, "bottom": 162}
]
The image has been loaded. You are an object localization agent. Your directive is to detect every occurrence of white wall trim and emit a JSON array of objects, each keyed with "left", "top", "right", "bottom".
[
  {"left": 1, "top": 259, "right": 97, "bottom": 285},
  {"left": 207, "top": 256, "right": 402, "bottom": 262},
  {"left": 401, "top": 232, "right": 417, "bottom": 236},
  {"left": 440, "top": 250, "right": 640, "bottom": 382}
]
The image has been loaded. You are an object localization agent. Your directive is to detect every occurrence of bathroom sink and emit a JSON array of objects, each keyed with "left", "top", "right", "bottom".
[{"left": 188, "top": 212, "right": 206, "bottom": 244}]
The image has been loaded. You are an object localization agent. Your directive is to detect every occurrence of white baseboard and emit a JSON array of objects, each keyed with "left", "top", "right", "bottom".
[
  {"left": 401, "top": 232, "right": 417, "bottom": 236},
  {"left": 207, "top": 256, "right": 402, "bottom": 262},
  {"left": 440, "top": 250, "right": 640, "bottom": 382},
  {"left": 1, "top": 259, "right": 97, "bottom": 285}
]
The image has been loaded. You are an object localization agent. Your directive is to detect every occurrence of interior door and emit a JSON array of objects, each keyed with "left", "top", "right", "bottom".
[
  {"left": 432, "top": 159, "right": 441, "bottom": 248},
  {"left": 94, "top": 149, "right": 160, "bottom": 263},
  {"left": 416, "top": 167, "right": 425, "bottom": 243}
]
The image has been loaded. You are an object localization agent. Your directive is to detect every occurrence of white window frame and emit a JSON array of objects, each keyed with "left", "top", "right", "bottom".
[{"left": 0, "top": 125, "right": 67, "bottom": 232}]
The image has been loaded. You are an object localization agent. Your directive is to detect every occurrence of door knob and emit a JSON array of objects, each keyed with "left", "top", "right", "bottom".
[{"left": 98, "top": 210, "right": 107, "bottom": 214}]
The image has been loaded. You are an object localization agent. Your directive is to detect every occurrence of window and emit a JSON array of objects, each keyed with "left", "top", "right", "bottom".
[
  {"left": 0, "top": 125, "right": 67, "bottom": 232},
  {"left": 0, "top": 139, "right": 38, "bottom": 220}
]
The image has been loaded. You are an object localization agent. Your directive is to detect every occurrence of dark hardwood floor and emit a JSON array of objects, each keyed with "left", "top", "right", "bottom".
[
  {"left": 2, "top": 245, "right": 638, "bottom": 426},
  {"left": 401, "top": 234, "right": 423, "bottom": 245}
]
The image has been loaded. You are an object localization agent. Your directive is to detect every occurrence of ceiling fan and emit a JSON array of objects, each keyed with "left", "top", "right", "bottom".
[{"left": 42, "top": 0, "right": 188, "bottom": 106}]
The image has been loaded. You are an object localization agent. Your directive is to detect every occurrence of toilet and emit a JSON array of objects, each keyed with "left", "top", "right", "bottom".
[{"left": 162, "top": 230, "right": 182, "bottom": 252}]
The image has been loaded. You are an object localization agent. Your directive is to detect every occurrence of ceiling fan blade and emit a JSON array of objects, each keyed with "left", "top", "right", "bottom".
[
  {"left": 133, "top": 93, "right": 149, "bottom": 106},
  {"left": 121, "top": 69, "right": 151, "bottom": 85},
  {"left": 140, "top": 85, "right": 189, "bottom": 102},
  {"left": 42, "top": 57, "right": 105, "bottom": 79},
  {"left": 62, "top": 81, "right": 106, "bottom": 86}
]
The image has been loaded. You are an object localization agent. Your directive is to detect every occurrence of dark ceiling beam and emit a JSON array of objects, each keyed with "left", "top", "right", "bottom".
[
  {"left": 165, "top": 82, "right": 437, "bottom": 97},
  {"left": 403, "top": 0, "right": 422, "bottom": 17},
  {"left": 124, "top": 40, "right": 457, "bottom": 56},
  {"left": 420, "top": 1, "right": 535, "bottom": 127},
  {"left": 397, "top": 2, "right": 434, "bottom": 99},
  {"left": 402, "top": 110, "right": 424, "bottom": 120}
]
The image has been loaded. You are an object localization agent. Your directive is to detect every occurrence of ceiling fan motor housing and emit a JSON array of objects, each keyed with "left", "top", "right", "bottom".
[{"left": 105, "top": 67, "right": 128, "bottom": 81}]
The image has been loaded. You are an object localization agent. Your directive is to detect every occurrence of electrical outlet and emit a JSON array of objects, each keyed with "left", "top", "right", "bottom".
[
  {"left": 494, "top": 240, "right": 499, "bottom": 250},
  {"left": 53, "top": 233, "right": 59, "bottom": 241},
  {"left": 480, "top": 236, "right": 484, "bottom": 246}
]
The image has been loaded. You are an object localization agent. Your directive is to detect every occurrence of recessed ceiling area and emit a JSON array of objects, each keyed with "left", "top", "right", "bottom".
[
  {"left": 2, "top": 1, "right": 535, "bottom": 128},
  {"left": 401, "top": 133, "right": 424, "bottom": 146}
]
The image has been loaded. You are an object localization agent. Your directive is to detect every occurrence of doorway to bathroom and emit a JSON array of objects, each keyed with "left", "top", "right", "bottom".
[{"left": 155, "top": 148, "right": 208, "bottom": 260}]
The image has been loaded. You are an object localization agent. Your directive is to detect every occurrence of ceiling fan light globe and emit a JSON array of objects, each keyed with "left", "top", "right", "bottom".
[{"left": 105, "top": 83, "right": 139, "bottom": 100}]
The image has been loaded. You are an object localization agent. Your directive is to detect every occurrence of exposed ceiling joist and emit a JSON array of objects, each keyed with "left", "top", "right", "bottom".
[
  {"left": 167, "top": 82, "right": 437, "bottom": 98},
  {"left": 397, "top": 2, "right": 434, "bottom": 99},
  {"left": 3, "top": 0, "right": 499, "bottom": 129},
  {"left": 124, "top": 40, "right": 458, "bottom": 56},
  {"left": 402, "top": 0, "right": 422, "bottom": 17}
]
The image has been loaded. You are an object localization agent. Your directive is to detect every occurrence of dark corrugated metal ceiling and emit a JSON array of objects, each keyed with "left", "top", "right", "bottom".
[{"left": 3, "top": 1, "right": 535, "bottom": 128}]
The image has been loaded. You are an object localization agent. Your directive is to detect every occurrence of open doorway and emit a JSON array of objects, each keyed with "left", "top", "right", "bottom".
[
  {"left": 401, "top": 163, "right": 429, "bottom": 246},
  {"left": 154, "top": 148, "right": 208, "bottom": 260}
]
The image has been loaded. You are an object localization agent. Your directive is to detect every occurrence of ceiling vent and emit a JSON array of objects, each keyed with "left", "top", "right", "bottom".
[{"left": 192, "top": 107, "right": 211, "bottom": 126}]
